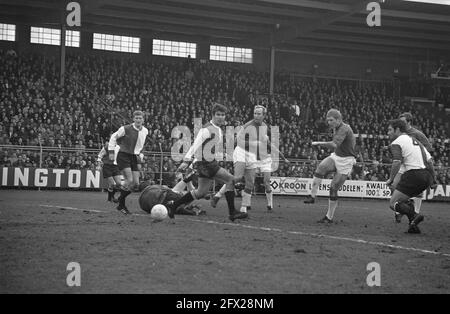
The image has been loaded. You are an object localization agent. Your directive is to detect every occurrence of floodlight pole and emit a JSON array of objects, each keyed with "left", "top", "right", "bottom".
[
  {"left": 269, "top": 46, "right": 275, "bottom": 95},
  {"left": 60, "top": 23, "right": 66, "bottom": 87}
]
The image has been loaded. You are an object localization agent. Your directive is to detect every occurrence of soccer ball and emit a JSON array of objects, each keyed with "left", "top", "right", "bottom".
[{"left": 151, "top": 204, "right": 168, "bottom": 221}]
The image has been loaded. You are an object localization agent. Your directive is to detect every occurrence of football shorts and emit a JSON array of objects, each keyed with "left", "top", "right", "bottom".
[
  {"left": 102, "top": 163, "right": 121, "bottom": 178},
  {"left": 117, "top": 151, "right": 139, "bottom": 171},
  {"left": 195, "top": 160, "right": 221, "bottom": 178},
  {"left": 330, "top": 153, "right": 356, "bottom": 176},
  {"left": 256, "top": 157, "right": 273, "bottom": 173},
  {"left": 233, "top": 146, "right": 258, "bottom": 170},
  {"left": 396, "top": 169, "right": 433, "bottom": 198}
]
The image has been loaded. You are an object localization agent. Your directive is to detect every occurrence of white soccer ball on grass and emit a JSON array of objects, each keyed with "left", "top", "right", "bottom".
[{"left": 151, "top": 204, "right": 168, "bottom": 221}]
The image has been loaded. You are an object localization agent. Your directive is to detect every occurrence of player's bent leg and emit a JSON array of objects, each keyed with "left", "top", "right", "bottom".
[
  {"left": 132, "top": 171, "right": 140, "bottom": 191},
  {"left": 192, "top": 177, "right": 213, "bottom": 199},
  {"left": 319, "top": 173, "right": 346, "bottom": 223},
  {"left": 233, "top": 161, "right": 246, "bottom": 190},
  {"left": 211, "top": 184, "right": 226, "bottom": 208},
  {"left": 168, "top": 178, "right": 212, "bottom": 219},
  {"left": 117, "top": 167, "right": 133, "bottom": 214},
  {"left": 106, "top": 177, "right": 117, "bottom": 202},
  {"left": 172, "top": 180, "right": 187, "bottom": 194},
  {"left": 305, "top": 156, "right": 335, "bottom": 204},
  {"left": 240, "top": 169, "right": 256, "bottom": 213},
  {"left": 390, "top": 189, "right": 424, "bottom": 234},
  {"left": 214, "top": 168, "right": 248, "bottom": 221},
  {"left": 412, "top": 194, "right": 423, "bottom": 214},
  {"left": 392, "top": 172, "right": 404, "bottom": 223}
]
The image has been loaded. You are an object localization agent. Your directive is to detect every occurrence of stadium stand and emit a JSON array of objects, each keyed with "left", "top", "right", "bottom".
[{"left": 0, "top": 49, "right": 448, "bottom": 185}]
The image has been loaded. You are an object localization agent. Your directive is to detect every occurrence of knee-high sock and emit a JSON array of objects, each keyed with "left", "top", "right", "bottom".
[
  {"left": 119, "top": 188, "right": 131, "bottom": 206},
  {"left": 224, "top": 191, "right": 236, "bottom": 215},
  {"left": 215, "top": 184, "right": 227, "bottom": 198},
  {"left": 394, "top": 200, "right": 415, "bottom": 221},
  {"left": 326, "top": 199, "right": 338, "bottom": 220},
  {"left": 172, "top": 181, "right": 187, "bottom": 194},
  {"left": 311, "top": 176, "right": 322, "bottom": 198},
  {"left": 412, "top": 197, "right": 422, "bottom": 214},
  {"left": 266, "top": 191, "right": 273, "bottom": 207},
  {"left": 240, "top": 191, "right": 251, "bottom": 213}
]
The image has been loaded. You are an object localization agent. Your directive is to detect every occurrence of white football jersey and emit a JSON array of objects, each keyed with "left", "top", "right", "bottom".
[{"left": 392, "top": 134, "right": 431, "bottom": 171}]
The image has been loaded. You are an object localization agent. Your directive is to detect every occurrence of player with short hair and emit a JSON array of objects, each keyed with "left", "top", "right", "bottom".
[
  {"left": 167, "top": 102, "right": 248, "bottom": 221},
  {"left": 392, "top": 112, "right": 435, "bottom": 222},
  {"left": 108, "top": 110, "right": 149, "bottom": 214},
  {"left": 304, "top": 109, "right": 357, "bottom": 223},
  {"left": 211, "top": 105, "right": 287, "bottom": 212},
  {"left": 96, "top": 142, "right": 121, "bottom": 203},
  {"left": 386, "top": 119, "right": 435, "bottom": 234}
]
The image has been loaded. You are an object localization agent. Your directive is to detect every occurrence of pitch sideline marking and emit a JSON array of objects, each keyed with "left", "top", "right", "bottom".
[
  {"left": 39, "top": 204, "right": 450, "bottom": 258},
  {"left": 40, "top": 204, "right": 104, "bottom": 213}
]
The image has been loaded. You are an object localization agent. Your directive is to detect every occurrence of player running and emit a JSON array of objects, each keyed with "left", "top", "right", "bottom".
[
  {"left": 392, "top": 112, "right": 435, "bottom": 222},
  {"left": 108, "top": 110, "right": 149, "bottom": 215},
  {"left": 211, "top": 105, "right": 288, "bottom": 212},
  {"left": 96, "top": 142, "right": 121, "bottom": 203},
  {"left": 303, "top": 109, "right": 356, "bottom": 223},
  {"left": 166, "top": 102, "right": 248, "bottom": 221},
  {"left": 386, "top": 119, "right": 435, "bottom": 234}
]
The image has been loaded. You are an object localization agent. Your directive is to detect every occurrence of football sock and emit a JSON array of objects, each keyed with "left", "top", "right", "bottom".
[
  {"left": 172, "top": 181, "right": 186, "bottom": 194},
  {"left": 215, "top": 185, "right": 227, "bottom": 198},
  {"left": 326, "top": 199, "right": 338, "bottom": 220},
  {"left": 311, "top": 176, "right": 322, "bottom": 198},
  {"left": 412, "top": 197, "right": 422, "bottom": 214},
  {"left": 240, "top": 191, "right": 251, "bottom": 213},
  {"left": 266, "top": 191, "right": 273, "bottom": 207},
  {"left": 119, "top": 189, "right": 131, "bottom": 206},
  {"left": 394, "top": 201, "right": 415, "bottom": 220},
  {"left": 224, "top": 191, "right": 236, "bottom": 215}
]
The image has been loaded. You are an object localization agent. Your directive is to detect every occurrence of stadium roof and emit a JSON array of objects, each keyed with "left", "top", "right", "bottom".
[{"left": 2, "top": 0, "right": 450, "bottom": 61}]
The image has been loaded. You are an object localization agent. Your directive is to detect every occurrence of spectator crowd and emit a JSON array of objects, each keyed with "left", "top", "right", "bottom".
[{"left": 0, "top": 50, "right": 448, "bottom": 186}]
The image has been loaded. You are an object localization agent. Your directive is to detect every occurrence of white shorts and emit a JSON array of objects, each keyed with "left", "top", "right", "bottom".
[
  {"left": 256, "top": 157, "right": 273, "bottom": 173},
  {"left": 233, "top": 147, "right": 258, "bottom": 170},
  {"left": 330, "top": 153, "right": 356, "bottom": 176}
]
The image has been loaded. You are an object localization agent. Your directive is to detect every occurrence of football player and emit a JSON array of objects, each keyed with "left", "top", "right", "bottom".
[
  {"left": 304, "top": 109, "right": 357, "bottom": 223},
  {"left": 386, "top": 119, "right": 435, "bottom": 234}
]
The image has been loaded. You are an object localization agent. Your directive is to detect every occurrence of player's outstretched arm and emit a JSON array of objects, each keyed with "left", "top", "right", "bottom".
[
  {"left": 108, "top": 126, "right": 125, "bottom": 160},
  {"left": 312, "top": 141, "right": 337, "bottom": 149}
]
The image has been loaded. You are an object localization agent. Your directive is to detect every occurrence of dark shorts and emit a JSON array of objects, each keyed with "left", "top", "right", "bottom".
[
  {"left": 117, "top": 151, "right": 139, "bottom": 171},
  {"left": 195, "top": 161, "right": 221, "bottom": 178},
  {"left": 102, "top": 163, "right": 121, "bottom": 178},
  {"left": 396, "top": 169, "right": 433, "bottom": 197}
]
